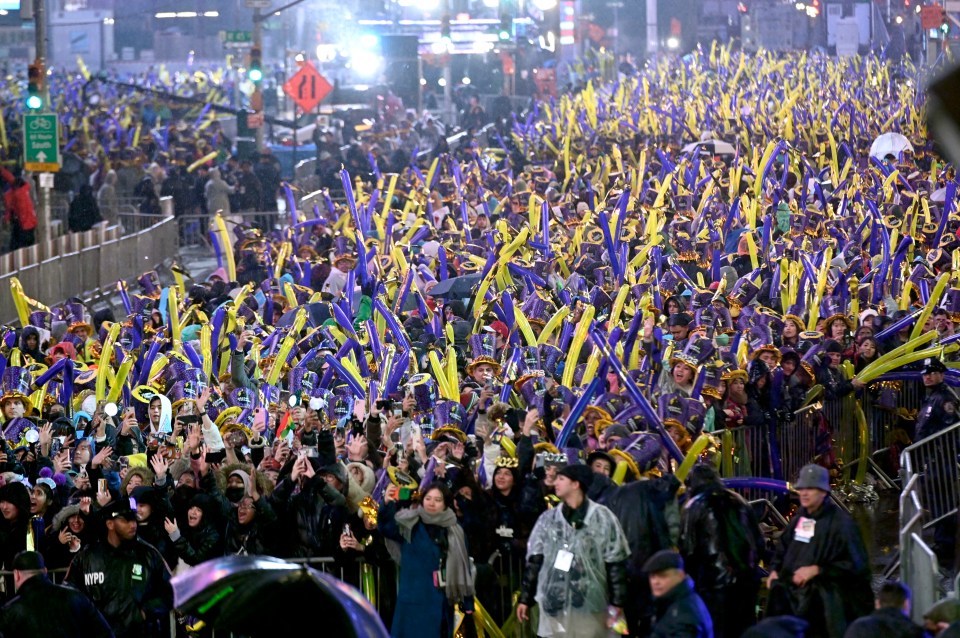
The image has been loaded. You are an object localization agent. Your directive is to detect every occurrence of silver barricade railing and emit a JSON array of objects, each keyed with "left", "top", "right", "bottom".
[
  {"left": 901, "top": 421, "right": 960, "bottom": 529},
  {"left": 0, "top": 215, "right": 178, "bottom": 324},
  {"left": 715, "top": 423, "right": 770, "bottom": 479},
  {"left": 487, "top": 547, "right": 533, "bottom": 637},
  {"left": 860, "top": 378, "right": 925, "bottom": 455},
  {"left": 777, "top": 404, "right": 820, "bottom": 482},
  {"left": 174, "top": 212, "right": 298, "bottom": 252},
  {"left": 900, "top": 473, "right": 943, "bottom": 624}
]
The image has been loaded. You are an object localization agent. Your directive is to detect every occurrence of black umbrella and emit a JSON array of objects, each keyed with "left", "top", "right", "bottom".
[
  {"left": 427, "top": 274, "right": 482, "bottom": 299},
  {"left": 172, "top": 556, "right": 389, "bottom": 638},
  {"left": 276, "top": 302, "right": 331, "bottom": 328}
]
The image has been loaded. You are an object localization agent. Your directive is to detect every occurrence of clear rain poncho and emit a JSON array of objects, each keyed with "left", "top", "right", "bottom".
[{"left": 526, "top": 500, "right": 630, "bottom": 638}]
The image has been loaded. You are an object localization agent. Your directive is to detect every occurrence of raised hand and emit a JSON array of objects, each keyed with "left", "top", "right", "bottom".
[
  {"left": 150, "top": 454, "right": 169, "bottom": 479},
  {"left": 91, "top": 445, "right": 114, "bottom": 469},
  {"left": 196, "top": 387, "right": 211, "bottom": 413},
  {"left": 346, "top": 434, "right": 368, "bottom": 462}
]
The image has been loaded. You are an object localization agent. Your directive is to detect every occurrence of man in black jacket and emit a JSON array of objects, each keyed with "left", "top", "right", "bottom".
[
  {"left": 843, "top": 580, "right": 925, "bottom": 638},
  {"left": 588, "top": 461, "right": 681, "bottom": 636},
  {"left": 65, "top": 499, "right": 173, "bottom": 638},
  {"left": 680, "top": 465, "right": 765, "bottom": 638},
  {"left": 644, "top": 550, "right": 714, "bottom": 637},
  {"left": 0, "top": 551, "right": 114, "bottom": 638},
  {"left": 767, "top": 464, "right": 873, "bottom": 638}
]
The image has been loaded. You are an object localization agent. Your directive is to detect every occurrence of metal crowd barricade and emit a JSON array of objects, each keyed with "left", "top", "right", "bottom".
[
  {"left": 715, "top": 424, "right": 770, "bottom": 479},
  {"left": 486, "top": 550, "right": 534, "bottom": 638},
  {"left": 0, "top": 215, "right": 179, "bottom": 324},
  {"left": 776, "top": 404, "right": 820, "bottom": 482},
  {"left": 900, "top": 473, "right": 943, "bottom": 624},
  {"left": 901, "top": 421, "right": 960, "bottom": 529}
]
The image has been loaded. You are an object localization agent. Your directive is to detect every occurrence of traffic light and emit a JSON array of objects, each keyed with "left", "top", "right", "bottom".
[
  {"left": 499, "top": 15, "right": 512, "bottom": 40},
  {"left": 247, "top": 47, "right": 263, "bottom": 83},
  {"left": 26, "top": 61, "right": 43, "bottom": 110},
  {"left": 441, "top": 14, "right": 452, "bottom": 43}
]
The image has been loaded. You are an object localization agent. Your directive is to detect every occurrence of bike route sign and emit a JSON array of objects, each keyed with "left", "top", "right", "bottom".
[{"left": 23, "top": 113, "right": 61, "bottom": 173}]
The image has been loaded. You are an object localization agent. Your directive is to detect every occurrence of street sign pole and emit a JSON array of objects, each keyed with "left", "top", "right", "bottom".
[
  {"left": 253, "top": 7, "right": 263, "bottom": 151},
  {"left": 33, "top": 0, "right": 51, "bottom": 248}
]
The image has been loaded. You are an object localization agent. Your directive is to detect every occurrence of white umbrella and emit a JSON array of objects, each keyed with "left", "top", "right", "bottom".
[
  {"left": 681, "top": 139, "right": 737, "bottom": 156},
  {"left": 869, "top": 132, "right": 913, "bottom": 161}
]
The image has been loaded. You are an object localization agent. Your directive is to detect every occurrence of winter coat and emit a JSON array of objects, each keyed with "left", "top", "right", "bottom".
[
  {"left": 591, "top": 473, "right": 681, "bottom": 582},
  {"left": 170, "top": 520, "right": 222, "bottom": 567},
  {"left": 680, "top": 484, "right": 765, "bottom": 592},
  {"left": 19, "top": 326, "right": 44, "bottom": 362},
  {"left": 0, "top": 483, "right": 31, "bottom": 572},
  {"left": 1, "top": 168, "right": 36, "bottom": 230},
  {"left": 136, "top": 519, "right": 179, "bottom": 570},
  {"left": 68, "top": 185, "right": 102, "bottom": 232},
  {"left": 379, "top": 501, "right": 458, "bottom": 638},
  {"left": 270, "top": 471, "right": 347, "bottom": 558},
  {"left": 44, "top": 505, "right": 94, "bottom": 569},
  {"left": 65, "top": 538, "right": 172, "bottom": 638},
  {"left": 0, "top": 574, "right": 114, "bottom": 638},
  {"left": 223, "top": 497, "right": 280, "bottom": 556},
  {"left": 205, "top": 168, "right": 234, "bottom": 215},
  {"left": 768, "top": 499, "right": 873, "bottom": 637},
  {"left": 650, "top": 576, "right": 714, "bottom": 638},
  {"left": 97, "top": 170, "right": 118, "bottom": 224}
]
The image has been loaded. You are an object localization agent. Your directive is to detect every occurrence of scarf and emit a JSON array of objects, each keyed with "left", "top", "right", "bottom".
[{"left": 391, "top": 506, "right": 476, "bottom": 603}]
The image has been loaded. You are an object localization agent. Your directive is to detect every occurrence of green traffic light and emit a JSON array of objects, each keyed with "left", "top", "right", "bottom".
[
  {"left": 26, "top": 94, "right": 42, "bottom": 110},
  {"left": 248, "top": 68, "right": 263, "bottom": 82},
  {"left": 499, "top": 29, "right": 511, "bottom": 40}
]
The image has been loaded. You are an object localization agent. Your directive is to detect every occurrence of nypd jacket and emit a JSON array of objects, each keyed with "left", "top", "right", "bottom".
[
  {"left": 65, "top": 538, "right": 172, "bottom": 638},
  {"left": 916, "top": 382, "right": 960, "bottom": 441}
]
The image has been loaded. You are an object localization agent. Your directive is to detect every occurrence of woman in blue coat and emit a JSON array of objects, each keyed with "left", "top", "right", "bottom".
[{"left": 379, "top": 481, "right": 476, "bottom": 638}]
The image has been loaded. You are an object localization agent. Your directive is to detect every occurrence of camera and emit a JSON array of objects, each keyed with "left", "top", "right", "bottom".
[{"left": 375, "top": 399, "right": 393, "bottom": 412}]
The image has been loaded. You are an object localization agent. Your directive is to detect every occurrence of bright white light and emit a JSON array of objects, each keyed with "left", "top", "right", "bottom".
[
  {"left": 805, "top": 5, "right": 818, "bottom": 16},
  {"left": 532, "top": 0, "right": 558, "bottom": 9},
  {"left": 438, "top": 77, "right": 447, "bottom": 87},
  {"left": 294, "top": 52, "right": 305, "bottom": 63},
  {"left": 316, "top": 44, "right": 337, "bottom": 62},
  {"left": 895, "top": 15, "right": 903, "bottom": 23},
  {"left": 203, "top": 11, "right": 219, "bottom": 17},
  {"left": 666, "top": 36, "right": 680, "bottom": 49},
  {"left": 482, "top": 0, "right": 499, "bottom": 7},
  {"left": 420, "top": 77, "right": 427, "bottom": 85},
  {"left": 176, "top": 11, "right": 197, "bottom": 18},
  {"left": 462, "top": 76, "right": 471, "bottom": 84},
  {"left": 795, "top": 2, "right": 804, "bottom": 9},
  {"left": 350, "top": 50, "right": 382, "bottom": 78},
  {"left": 360, "top": 34, "right": 379, "bottom": 48},
  {"left": 915, "top": 3, "right": 921, "bottom": 11},
  {"left": 103, "top": 17, "right": 115, "bottom": 24},
  {"left": 155, "top": 12, "right": 176, "bottom": 18}
]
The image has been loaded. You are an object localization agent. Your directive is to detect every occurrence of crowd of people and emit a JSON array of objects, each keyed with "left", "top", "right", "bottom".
[
  {"left": 0, "top": 64, "right": 283, "bottom": 252},
  {"left": 1, "top": 46, "right": 960, "bottom": 638}
]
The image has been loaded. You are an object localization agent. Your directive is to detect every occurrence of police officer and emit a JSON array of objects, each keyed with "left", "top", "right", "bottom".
[
  {"left": 914, "top": 357, "right": 959, "bottom": 566},
  {"left": 0, "top": 550, "right": 114, "bottom": 638},
  {"left": 915, "top": 358, "right": 960, "bottom": 441},
  {"left": 65, "top": 499, "right": 173, "bottom": 638}
]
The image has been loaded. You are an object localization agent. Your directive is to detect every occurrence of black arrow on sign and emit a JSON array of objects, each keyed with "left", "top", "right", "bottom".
[{"left": 297, "top": 74, "right": 317, "bottom": 100}]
